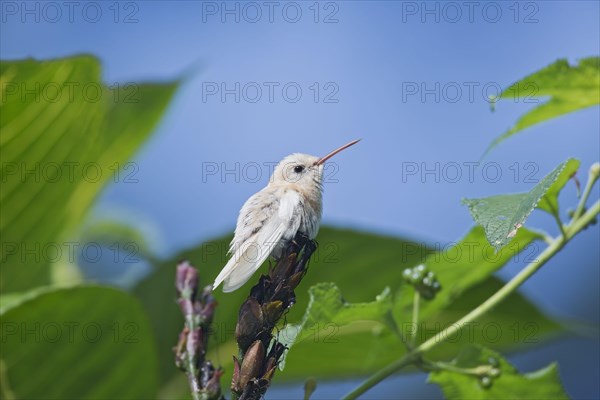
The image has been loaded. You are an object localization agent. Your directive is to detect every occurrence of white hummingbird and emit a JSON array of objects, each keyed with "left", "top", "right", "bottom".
[{"left": 213, "top": 139, "right": 360, "bottom": 292}]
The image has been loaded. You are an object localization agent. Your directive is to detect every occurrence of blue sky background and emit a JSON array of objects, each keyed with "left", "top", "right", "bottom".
[{"left": 2, "top": 1, "right": 599, "bottom": 398}]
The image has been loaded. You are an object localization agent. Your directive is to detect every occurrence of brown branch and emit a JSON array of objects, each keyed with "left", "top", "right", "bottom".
[{"left": 231, "top": 233, "right": 318, "bottom": 400}]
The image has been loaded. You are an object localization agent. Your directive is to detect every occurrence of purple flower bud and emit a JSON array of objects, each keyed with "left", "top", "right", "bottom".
[
  {"left": 186, "top": 327, "right": 202, "bottom": 360},
  {"left": 176, "top": 261, "right": 199, "bottom": 299},
  {"left": 196, "top": 286, "right": 217, "bottom": 324},
  {"left": 173, "top": 329, "right": 188, "bottom": 370},
  {"left": 205, "top": 367, "right": 224, "bottom": 397}
]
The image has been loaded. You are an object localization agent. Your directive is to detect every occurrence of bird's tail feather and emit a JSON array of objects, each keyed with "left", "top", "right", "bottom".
[
  {"left": 212, "top": 255, "right": 238, "bottom": 291},
  {"left": 222, "top": 254, "right": 265, "bottom": 292},
  {"left": 213, "top": 221, "right": 285, "bottom": 292}
]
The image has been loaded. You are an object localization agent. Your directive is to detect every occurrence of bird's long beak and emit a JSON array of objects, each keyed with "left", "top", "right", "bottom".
[{"left": 314, "top": 139, "right": 361, "bottom": 166}]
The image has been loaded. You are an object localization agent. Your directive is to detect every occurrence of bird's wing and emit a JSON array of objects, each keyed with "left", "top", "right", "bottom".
[
  {"left": 213, "top": 189, "right": 302, "bottom": 292},
  {"left": 228, "top": 188, "right": 279, "bottom": 255}
]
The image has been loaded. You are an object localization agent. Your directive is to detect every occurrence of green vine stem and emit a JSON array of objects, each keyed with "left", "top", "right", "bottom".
[
  {"left": 342, "top": 197, "right": 599, "bottom": 400},
  {"left": 410, "top": 290, "right": 420, "bottom": 347},
  {"left": 572, "top": 163, "right": 599, "bottom": 221},
  {"left": 384, "top": 311, "right": 412, "bottom": 351},
  {"left": 547, "top": 202, "right": 567, "bottom": 239},
  {"left": 424, "top": 360, "right": 494, "bottom": 377}
]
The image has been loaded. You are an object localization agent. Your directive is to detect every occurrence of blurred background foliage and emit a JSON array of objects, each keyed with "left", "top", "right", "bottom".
[{"left": 1, "top": 55, "right": 597, "bottom": 399}]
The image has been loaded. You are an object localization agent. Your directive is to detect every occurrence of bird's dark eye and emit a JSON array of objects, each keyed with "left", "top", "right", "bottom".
[{"left": 294, "top": 165, "right": 305, "bottom": 173}]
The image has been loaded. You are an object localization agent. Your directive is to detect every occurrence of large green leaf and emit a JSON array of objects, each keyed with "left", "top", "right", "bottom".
[
  {"left": 77, "top": 220, "right": 155, "bottom": 260},
  {"left": 135, "top": 227, "right": 434, "bottom": 386},
  {"left": 389, "top": 226, "right": 559, "bottom": 362},
  {"left": 486, "top": 57, "right": 600, "bottom": 154},
  {"left": 421, "top": 276, "right": 561, "bottom": 361},
  {"left": 463, "top": 160, "right": 571, "bottom": 250},
  {"left": 279, "top": 225, "right": 557, "bottom": 381},
  {"left": 279, "top": 283, "right": 393, "bottom": 370},
  {"left": 429, "top": 345, "right": 568, "bottom": 399},
  {"left": 135, "top": 226, "right": 559, "bottom": 394},
  {"left": 280, "top": 276, "right": 560, "bottom": 381},
  {"left": 394, "top": 225, "right": 544, "bottom": 325},
  {"left": 0, "top": 56, "right": 178, "bottom": 293},
  {"left": 0, "top": 286, "right": 159, "bottom": 399}
]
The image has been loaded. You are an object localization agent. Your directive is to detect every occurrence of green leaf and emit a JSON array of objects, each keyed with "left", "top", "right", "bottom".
[
  {"left": 0, "top": 56, "right": 178, "bottom": 294},
  {"left": 0, "top": 286, "right": 57, "bottom": 315},
  {"left": 279, "top": 283, "right": 393, "bottom": 370},
  {"left": 134, "top": 227, "right": 434, "bottom": 385},
  {"left": 421, "top": 276, "right": 561, "bottom": 360},
  {"left": 0, "top": 286, "right": 159, "bottom": 399},
  {"left": 277, "top": 225, "right": 553, "bottom": 381},
  {"left": 390, "top": 225, "right": 559, "bottom": 363},
  {"left": 78, "top": 219, "right": 157, "bottom": 261},
  {"left": 463, "top": 160, "right": 571, "bottom": 250},
  {"left": 278, "top": 277, "right": 560, "bottom": 382},
  {"left": 486, "top": 57, "right": 600, "bottom": 154},
  {"left": 0, "top": 292, "right": 24, "bottom": 315},
  {"left": 538, "top": 159, "right": 581, "bottom": 215},
  {"left": 428, "top": 345, "right": 568, "bottom": 399},
  {"left": 394, "top": 225, "right": 545, "bottom": 325},
  {"left": 134, "top": 226, "right": 559, "bottom": 392}
]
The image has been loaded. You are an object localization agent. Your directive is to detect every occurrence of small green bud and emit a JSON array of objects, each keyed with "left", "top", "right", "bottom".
[
  {"left": 304, "top": 377, "right": 317, "bottom": 400},
  {"left": 590, "top": 162, "right": 600, "bottom": 179},
  {"left": 488, "top": 357, "right": 500, "bottom": 368},
  {"left": 404, "top": 266, "right": 441, "bottom": 299},
  {"left": 479, "top": 375, "right": 493, "bottom": 389}
]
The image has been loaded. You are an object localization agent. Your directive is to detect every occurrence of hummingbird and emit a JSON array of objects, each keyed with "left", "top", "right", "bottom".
[{"left": 213, "top": 139, "right": 360, "bottom": 292}]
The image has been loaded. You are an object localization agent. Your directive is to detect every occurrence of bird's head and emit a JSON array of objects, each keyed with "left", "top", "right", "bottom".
[
  {"left": 272, "top": 153, "right": 322, "bottom": 189},
  {"left": 271, "top": 140, "right": 360, "bottom": 192}
]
